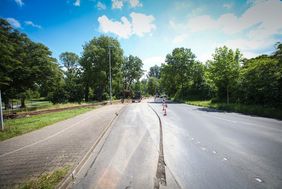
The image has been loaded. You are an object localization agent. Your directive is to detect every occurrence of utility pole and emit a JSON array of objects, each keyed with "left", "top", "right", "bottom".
[
  {"left": 0, "top": 90, "right": 4, "bottom": 131},
  {"left": 108, "top": 46, "right": 114, "bottom": 104}
]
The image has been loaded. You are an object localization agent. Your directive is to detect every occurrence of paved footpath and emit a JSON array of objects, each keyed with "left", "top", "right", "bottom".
[{"left": 0, "top": 104, "right": 124, "bottom": 188}]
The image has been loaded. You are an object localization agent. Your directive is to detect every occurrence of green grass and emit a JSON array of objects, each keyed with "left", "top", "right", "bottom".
[
  {"left": 3, "top": 100, "right": 99, "bottom": 114},
  {"left": 186, "top": 100, "right": 282, "bottom": 120},
  {"left": 0, "top": 107, "right": 95, "bottom": 141},
  {"left": 20, "top": 166, "right": 70, "bottom": 189}
]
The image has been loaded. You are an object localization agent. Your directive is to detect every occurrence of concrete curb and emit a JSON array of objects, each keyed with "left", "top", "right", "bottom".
[{"left": 56, "top": 104, "right": 127, "bottom": 189}]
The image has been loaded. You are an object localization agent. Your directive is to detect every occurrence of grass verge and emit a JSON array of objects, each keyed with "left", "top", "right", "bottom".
[
  {"left": 0, "top": 107, "right": 95, "bottom": 141},
  {"left": 186, "top": 100, "right": 282, "bottom": 120},
  {"left": 20, "top": 166, "right": 70, "bottom": 189}
]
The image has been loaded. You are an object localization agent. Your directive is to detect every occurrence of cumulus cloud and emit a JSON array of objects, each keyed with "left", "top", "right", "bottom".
[
  {"left": 184, "top": 0, "right": 282, "bottom": 55},
  {"left": 25, "top": 21, "right": 42, "bottom": 29},
  {"left": 112, "top": 0, "right": 142, "bottom": 9},
  {"left": 6, "top": 18, "right": 21, "bottom": 28},
  {"left": 73, "top": 0, "right": 80, "bottom": 6},
  {"left": 98, "top": 12, "right": 156, "bottom": 38},
  {"left": 131, "top": 12, "right": 155, "bottom": 36},
  {"left": 15, "top": 0, "right": 24, "bottom": 7},
  {"left": 129, "top": 0, "right": 142, "bottom": 8},
  {"left": 98, "top": 15, "right": 132, "bottom": 38},
  {"left": 187, "top": 0, "right": 282, "bottom": 37},
  {"left": 97, "top": 1, "right": 106, "bottom": 10},
  {"left": 112, "top": 0, "right": 123, "bottom": 9}
]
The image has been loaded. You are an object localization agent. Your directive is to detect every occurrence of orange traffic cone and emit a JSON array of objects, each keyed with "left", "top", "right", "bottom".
[{"left": 163, "top": 108, "right": 167, "bottom": 116}]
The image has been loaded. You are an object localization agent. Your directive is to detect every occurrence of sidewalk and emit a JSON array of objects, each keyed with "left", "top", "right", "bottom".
[{"left": 0, "top": 104, "right": 124, "bottom": 188}]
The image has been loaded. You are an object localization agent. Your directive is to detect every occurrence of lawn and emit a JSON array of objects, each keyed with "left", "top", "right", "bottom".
[
  {"left": 186, "top": 100, "right": 282, "bottom": 120},
  {"left": 20, "top": 165, "right": 70, "bottom": 189},
  {"left": 0, "top": 107, "right": 95, "bottom": 141}
]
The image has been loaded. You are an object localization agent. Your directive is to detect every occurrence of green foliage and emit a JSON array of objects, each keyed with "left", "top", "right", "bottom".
[
  {"left": 80, "top": 35, "right": 123, "bottom": 101},
  {"left": 206, "top": 46, "right": 241, "bottom": 103},
  {"left": 148, "top": 65, "right": 160, "bottom": 78},
  {"left": 122, "top": 55, "right": 144, "bottom": 90},
  {"left": 0, "top": 18, "right": 63, "bottom": 108},
  {"left": 240, "top": 55, "right": 282, "bottom": 106},
  {"left": 160, "top": 47, "right": 211, "bottom": 100},
  {"left": 147, "top": 77, "right": 160, "bottom": 95}
]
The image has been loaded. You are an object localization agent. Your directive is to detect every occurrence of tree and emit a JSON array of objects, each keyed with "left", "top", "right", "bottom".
[
  {"left": 160, "top": 48, "right": 196, "bottom": 100},
  {"left": 148, "top": 65, "right": 160, "bottom": 79},
  {"left": 59, "top": 52, "right": 79, "bottom": 72},
  {"left": 80, "top": 36, "right": 123, "bottom": 101},
  {"left": 122, "top": 55, "right": 144, "bottom": 90},
  {"left": 59, "top": 52, "right": 83, "bottom": 103},
  {"left": 240, "top": 55, "right": 282, "bottom": 106},
  {"left": 207, "top": 46, "right": 241, "bottom": 103},
  {"left": 147, "top": 77, "right": 160, "bottom": 95}
]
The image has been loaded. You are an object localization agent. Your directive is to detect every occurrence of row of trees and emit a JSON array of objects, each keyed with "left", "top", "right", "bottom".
[
  {"left": 154, "top": 44, "right": 282, "bottom": 107},
  {"left": 0, "top": 18, "right": 144, "bottom": 108}
]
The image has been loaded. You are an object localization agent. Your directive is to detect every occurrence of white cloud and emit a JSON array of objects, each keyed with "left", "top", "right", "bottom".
[
  {"left": 73, "top": 0, "right": 80, "bottom": 6},
  {"left": 98, "top": 15, "right": 132, "bottom": 38},
  {"left": 129, "top": 0, "right": 142, "bottom": 8},
  {"left": 142, "top": 56, "right": 165, "bottom": 75},
  {"left": 223, "top": 3, "right": 233, "bottom": 9},
  {"left": 25, "top": 21, "right": 42, "bottom": 29},
  {"left": 183, "top": 0, "right": 282, "bottom": 57},
  {"left": 131, "top": 12, "right": 155, "bottom": 36},
  {"left": 15, "top": 0, "right": 24, "bottom": 7},
  {"left": 187, "top": 0, "right": 282, "bottom": 37},
  {"left": 172, "top": 34, "right": 188, "bottom": 44},
  {"left": 112, "top": 0, "right": 123, "bottom": 9},
  {"left": 98, "top": 12, "right": 156, "bottom": 38},
  {"left": 97, "top": 1, "right": 106, "bottom": 10},
  {"left": 112, "top": 0, "right": 142, "bottom": 9},
  {"left": 6, "top": 18, "right": 21, "bottom": 28}
]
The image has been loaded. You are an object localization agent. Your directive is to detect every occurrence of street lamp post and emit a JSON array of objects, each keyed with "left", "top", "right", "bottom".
[{"left": 108, "top": 46, "right": 114, "bottom": 104}]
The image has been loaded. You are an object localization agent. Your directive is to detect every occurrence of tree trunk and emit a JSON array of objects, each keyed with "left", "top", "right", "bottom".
[
  {"left": 20, "top": 97, "right": 26, "bottom": 108},
  {"left": 226, "top": 86, "right": 229, "bottom": 104},
  {"left": 4, "top": 98, "right": 11, "bottom": 110},
  {"left": 84, "top": 84, "right": 89, "bottom": 102}
]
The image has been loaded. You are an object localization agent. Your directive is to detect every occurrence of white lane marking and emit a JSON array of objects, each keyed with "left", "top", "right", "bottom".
[
  {"left": 201, "top": 147, "right": 206, "bottom": 151},
  {"left": 196, "top": 141, "right": 200, "bottom": 144},
  {"left": 212, "top": 150, "right": 217, "bottom": 154},
  {"left": 0, "top": 113, "right": 96, "bottom": 158},
  {"left": 223, "top": 157, "right": 228, "bottom": 161},
  {"left": 255, "top": 178, "right": 263, "bottom": 183}
]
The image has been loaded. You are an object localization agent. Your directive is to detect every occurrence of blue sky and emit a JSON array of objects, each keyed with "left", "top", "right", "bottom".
[{"left": 1, "top": 0, "right": 282, "bottom": 72}]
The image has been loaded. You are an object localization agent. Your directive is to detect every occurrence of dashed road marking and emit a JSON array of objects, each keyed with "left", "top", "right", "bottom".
[
  {"left": 255, "top": 178, "right": 263, "bottom": 183},
  {"left": 223, "top": 157, "right": 228, "bottom": 161},
  {"left": 196, "top": 141, "right": 200, "bottom": 144},
  {"left": 212, "top": 150, "right": 217, "bottom": 154},
  {"left": 201, "top": 147, "right": 206, "bottom": 151}
]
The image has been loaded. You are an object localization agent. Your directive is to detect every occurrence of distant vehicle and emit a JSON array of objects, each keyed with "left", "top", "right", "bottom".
[
  {"left": 132, "top": 91, "right": 142, "bottom": 103},
  {"left": 154, "top": 95, "right": 167, "bottom": 103}
]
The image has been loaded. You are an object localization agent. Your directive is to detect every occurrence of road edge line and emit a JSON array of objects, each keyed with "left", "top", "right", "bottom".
[
  {"left": 148, "top": 103, "right": 167, "bottom": 188},
  {"left": 56, "top": 104, "right": 127, "bottom": 189}
]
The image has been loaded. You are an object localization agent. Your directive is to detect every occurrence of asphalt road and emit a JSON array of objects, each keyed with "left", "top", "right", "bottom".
[{"left": 71, "top": 100, "right": 282, "bottom": 189}]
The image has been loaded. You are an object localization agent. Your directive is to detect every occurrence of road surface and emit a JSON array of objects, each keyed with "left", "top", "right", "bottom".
[{"left": 71, "top": 100, "right": 282, "bottom": 189}]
